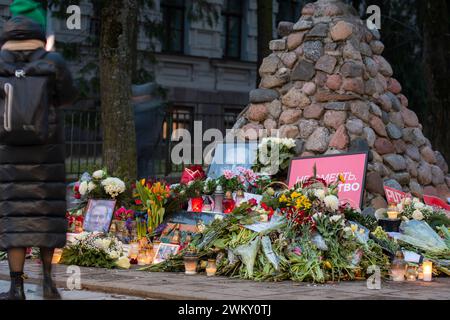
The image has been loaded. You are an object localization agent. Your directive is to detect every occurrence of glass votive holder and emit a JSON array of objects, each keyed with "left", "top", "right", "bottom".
[
  {"left": 184, "top": 254, "right": 199, "bottom": 275},
  {"left": 206, "top": 259, "right": 217, "bottom": 277}
]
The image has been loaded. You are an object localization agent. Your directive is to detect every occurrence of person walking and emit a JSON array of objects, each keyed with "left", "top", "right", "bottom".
[{"left": 0, "top": 0, "right": 77, "bottom": 300}]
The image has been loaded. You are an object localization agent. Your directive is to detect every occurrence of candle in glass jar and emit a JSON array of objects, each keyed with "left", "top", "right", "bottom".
[
  {"left": 184, "top": 255, "right": 198, "bottom": 275},
  {"left": 387, "top": 203, "right": 399, "bottom": 220},
  {"left": 206, "top": 259, "right": 217, "bottom": 277},
  {"left": 423, "top": 261, "right": 432, "bottom": 282},
  {"left": 52, "top": 249, "right": 63, "bottom": 264},
  {"left": 406, "top": 266, "right": 417, "bottom": 282},
  {"left": 129, "top": 242, "right": 140, "bottom": 260},
  {"left": 137, "top": 252, "right": 148, "bottom": 266},
  {"left": 191, "top": 197, "right": 204, "bottom": 212},
  {"left": 417, "top": 266, "right": 424, "bottom": 280}
]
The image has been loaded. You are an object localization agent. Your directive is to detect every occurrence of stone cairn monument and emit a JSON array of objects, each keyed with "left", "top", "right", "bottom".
[{"left": 234, "top": 0, "right": 450, "bottom": 208}]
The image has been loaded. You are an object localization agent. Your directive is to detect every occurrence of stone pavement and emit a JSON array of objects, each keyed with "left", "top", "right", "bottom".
[
  {"left": 0, "top": 280, "right": 145, "bottom": 300},
  {"left": 0, "top": 261, "right": 449, "bottom": 300}
]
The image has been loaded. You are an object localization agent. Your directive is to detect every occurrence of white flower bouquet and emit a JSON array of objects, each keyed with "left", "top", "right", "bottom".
[
  {"left": 73, "top": 169, "right": 126, "bottom": 201},
  {"left": 61, "top": 232, "right": 125, "bottom": 268},
  {"left": 253, "top": 137, "right": 297, "bottom": 176}
]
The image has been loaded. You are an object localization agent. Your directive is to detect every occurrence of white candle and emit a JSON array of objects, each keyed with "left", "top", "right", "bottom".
[{"left": 423, "top": 261, "right": 432, "bottom": 282}]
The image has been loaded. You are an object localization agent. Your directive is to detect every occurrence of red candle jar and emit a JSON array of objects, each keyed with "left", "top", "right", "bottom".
[
  {"left": 222, "top": 191, "right": 235, "bottom": 214},
  {"left": 191, "top": 197, "right": 204, "bottom": 212}
]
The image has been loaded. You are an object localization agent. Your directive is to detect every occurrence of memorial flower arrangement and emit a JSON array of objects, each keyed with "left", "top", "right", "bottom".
[
  {"left": 73, "top": 169, "right": 126, "bottom": 201},
  {"left": 60, "top": 232, "right": 125, "bottom": 269},
  {"left": 374, "top": 197, "right": 450, "bottom": 230},
  {"left": 134, "top": 179, "right": 171, "bottom": 234},
  {"left": 66, "top": 208, "right": 84, "bottom": 233},
  {"left": 253, "top": 138, "right": 297, "bottom": 175},
  {"left": 144, "top": 179, "right": 390, "bottom": 283},
  {"left": 217, "top": 170, "right": 245, "bottom": 192},
  {"left": 114, "top": 207, "right": 135, "bottom": 221}
]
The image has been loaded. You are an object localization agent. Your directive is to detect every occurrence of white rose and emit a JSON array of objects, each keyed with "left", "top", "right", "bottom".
[
  {"left": 412, "top": 210, "right": 424, "bottom": 221},
  {"left": 79, "top": 181, "right": 88, "bottom": 196},
  {"left": 88, "top": 182, "right": 96, "bottom": 192},
  {"left": 414, "top": 202, "right": 425, "bottom": 210},
  {"left": 109, "top": 251, "right": 119, "bottom": 260},
  {"left": 260, "top": 214, "right": 268, "bottom": 222},
  {"left": 314, "top": 189, "right": 326, "bottom": 201},
  {"left": 324, "top": 195, "right": 340, "bottom": 211},
  {"left": 93, "top": 170, "right": 105, "bottom": 179},
  {"left": 214, "top": 214, "right": 224, "bottom": 221},
  {"left": 403, "top": 198, "right": 412, "bottom": 206}
]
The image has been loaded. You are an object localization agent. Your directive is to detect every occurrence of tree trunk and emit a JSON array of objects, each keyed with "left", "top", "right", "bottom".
[
  {"left": 257, "top": 0, "right": 273, "bottom": 86},
  {"left": 100, "top": 0, "right": 138, "bottom": 181},
  {"left": 421, "top": 0, "right": 450, "bottom": 162}
]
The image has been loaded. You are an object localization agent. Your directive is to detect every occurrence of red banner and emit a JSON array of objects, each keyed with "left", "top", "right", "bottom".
[
  {"left": 423, "top": 195, "right": 450, "bottom": 211},
  {"left": 384, "top": 186, "right": 411, "bottom": 204}
]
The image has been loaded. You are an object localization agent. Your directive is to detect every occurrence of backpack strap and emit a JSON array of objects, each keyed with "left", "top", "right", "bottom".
[{"left": 28, "top": 48, "right": 49, "bottom": 62}]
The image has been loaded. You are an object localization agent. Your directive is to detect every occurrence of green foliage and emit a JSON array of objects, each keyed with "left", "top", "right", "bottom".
[
  {"left": 61, "top": 246, "right": 117, "bottom": 269},
  {"left": 343, "top": 207, "right": 377, "bottom": 231}
]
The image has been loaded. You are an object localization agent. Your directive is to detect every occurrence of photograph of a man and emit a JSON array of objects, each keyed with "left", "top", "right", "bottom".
[{"left": 83, "top": 200, "right": 116, "bottom": 233}]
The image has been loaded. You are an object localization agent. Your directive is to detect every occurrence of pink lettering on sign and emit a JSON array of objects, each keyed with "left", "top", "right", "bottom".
[
  {"left": 384, "top": 186, "right": 412, "bottom": 204},
  {"left": 288, "top": 153, "right": 368, "bottom": 209}
]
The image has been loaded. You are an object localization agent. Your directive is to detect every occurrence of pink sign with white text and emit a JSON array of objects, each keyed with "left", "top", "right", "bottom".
[{"left": 288, "top": 153, "right": 368, "bottom": 209}]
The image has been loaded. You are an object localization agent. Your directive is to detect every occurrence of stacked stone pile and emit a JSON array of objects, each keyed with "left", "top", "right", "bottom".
[{"left": 234, "top": 0, "right": 450, "bottom": 207}]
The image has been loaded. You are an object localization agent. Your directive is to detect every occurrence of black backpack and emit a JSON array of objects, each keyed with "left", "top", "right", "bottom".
[{"left": 0, "top": 48, "right": 56, "bottom": 145}]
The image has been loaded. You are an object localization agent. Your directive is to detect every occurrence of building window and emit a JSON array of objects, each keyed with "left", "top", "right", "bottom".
[
  {"left": 222, "top": 0, "right": 243, "bottom": 59},
  {"left": 276, "top": 0, "right": 302, "bottom": 25},
  {"left": 163, "top": 107, "right": 192, "bottom": 140},
  {"left": 161, "top": 0, "right": 185, "bottom": 53}
]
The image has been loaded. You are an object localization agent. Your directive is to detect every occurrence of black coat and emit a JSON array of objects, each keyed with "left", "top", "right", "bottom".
[{"left": 0, "top": 21, "right": 77, "bottom": 250}]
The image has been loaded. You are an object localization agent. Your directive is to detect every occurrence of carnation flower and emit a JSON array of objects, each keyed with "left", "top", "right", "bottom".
[
  {"left": 403, "top": 197, "right": 412, "bottom": 206},
  {"left": 314, "top": 189, "right": 326, "bottom": 201},
  {"left": 88, "top": 182, "right": 96, "bottom": 192},
  {"left": 109, "top": 250, "right": 120, "bottom": 260},
  {"left": 102, "top": 177, "right": 126, "bottom": 198},
  {"left": 79, "top": 181, "right": 88, "bottom": 196},
  {"left": 92, "top": 170, "right": 105, "bottom": 180},
  {"left": 324, "top": 195, "right": 339, "bottom": 211},
  {"left": 414, "top": 201, "right": 425, "bottom": 210},
  {"left": 412, "top": 210, "right": 424, "bottom": 221}
]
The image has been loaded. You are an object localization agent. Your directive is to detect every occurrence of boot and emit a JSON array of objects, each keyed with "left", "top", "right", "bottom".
[
  {"left": 0, "top": 272, "right": 26, "bottom": 300},
  {"left": 43, "top": 274, "right": 61, "bottom": 300}
]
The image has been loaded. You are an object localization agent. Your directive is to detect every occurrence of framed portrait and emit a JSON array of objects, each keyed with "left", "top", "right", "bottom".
[
  {"left": 153, "top": 243, "right": 180, "bottom": 264},
  {"left": 83, "top": 199, "right": 116, "bottom": 234},
  {"left": 207, "top": 142, "right": 258, "bottom": 179}
]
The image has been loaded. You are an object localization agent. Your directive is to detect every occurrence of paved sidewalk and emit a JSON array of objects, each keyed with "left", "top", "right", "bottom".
[
  {"left": 0, "top": 280, "right": 145, "bottom": 300},
  {"left": 0, "top": 261, "right": 449, "bottom": 300}
]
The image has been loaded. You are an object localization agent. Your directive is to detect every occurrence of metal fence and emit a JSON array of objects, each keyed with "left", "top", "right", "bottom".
[{"left": 64, "top": 106, "right": 242, "bottom": 181}]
